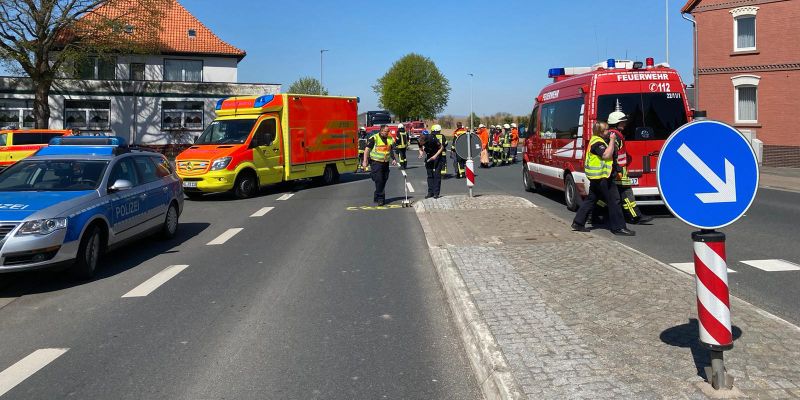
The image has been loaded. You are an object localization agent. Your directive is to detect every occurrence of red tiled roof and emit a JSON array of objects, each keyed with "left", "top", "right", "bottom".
[{"left": 83, "top": 0, "right": 246, "bottom": 59}]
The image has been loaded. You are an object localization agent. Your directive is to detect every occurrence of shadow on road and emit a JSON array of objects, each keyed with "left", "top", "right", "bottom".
[
  {"left": 184, "top": 173, "right": 372, "bottom": 202},
  {"left": 660, "top": 319, "right": 742, "bottom": 380},
  {"left": 0, "top": 222, "right": 210, "bottom": 298}
]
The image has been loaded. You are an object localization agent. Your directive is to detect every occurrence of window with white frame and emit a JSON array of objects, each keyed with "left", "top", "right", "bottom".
[
  {"left": 161, "top": 101, "right": 204, "bottom": 130},
  {"left": 731, "top": 6, "right": 758, "bottom": 52},
  {"left": 0, "top": 99, "right": 35, "bottom": 128},
  {"left": 164, "top": 59, "right": 202, "bottom": 82},
  {"left": 64, "top": 100, "right": 111, "bottom": 130},
  {"left": 732, "top": 75, "right": 760, "bottom": 123}
]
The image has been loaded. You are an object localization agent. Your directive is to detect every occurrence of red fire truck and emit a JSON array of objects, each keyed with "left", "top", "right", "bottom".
[{"left": 522, "top": 58, "right": 692, "bottom": 210}]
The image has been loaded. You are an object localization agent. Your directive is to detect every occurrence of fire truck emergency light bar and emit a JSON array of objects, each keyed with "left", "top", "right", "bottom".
[{"left": 548, "top": 57, "right": 669, "bottom": 79}]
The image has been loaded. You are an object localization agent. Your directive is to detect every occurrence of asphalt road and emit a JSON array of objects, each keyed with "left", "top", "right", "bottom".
[
  {"left": 0, "top": 169, "right": 481, "bottom": 399},
  {"left": 418, "top": 149, "right": 800, "bottom": 327}
]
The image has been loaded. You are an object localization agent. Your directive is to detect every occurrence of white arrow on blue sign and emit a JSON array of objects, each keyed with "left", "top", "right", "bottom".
[{"left": 657, "top": 120, "right": 759, "bottom": 230}]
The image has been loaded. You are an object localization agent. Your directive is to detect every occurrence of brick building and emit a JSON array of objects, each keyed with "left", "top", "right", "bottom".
[{"left": 682, "top": 0, "right": 800, "bottom": 167}]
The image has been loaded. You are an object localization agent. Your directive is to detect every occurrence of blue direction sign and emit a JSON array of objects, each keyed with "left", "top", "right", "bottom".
[{"left": 657, "top": 120, "right": 759, "bottom": 229}]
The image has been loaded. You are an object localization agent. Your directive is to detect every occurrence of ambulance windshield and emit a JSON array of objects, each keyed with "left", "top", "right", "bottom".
[
  {"left": 597, "top": 93, "right": 687, "bottom": 141},
  {"left": 196, "top": 119, "right": 257, "bottom": 145}
]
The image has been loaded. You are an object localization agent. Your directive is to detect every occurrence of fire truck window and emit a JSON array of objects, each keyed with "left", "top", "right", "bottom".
[
  {"left": 253, "top": 119, "right": 277, "bottom": 147},
  {"left": 597, "top": 93, "right": 687, "bottom": 141},
  {"left": 528, "top": 106, "right": 539, "bottom": 139},
  {"left": 539, "top": 98, "right": 583, "bottom": 140}
]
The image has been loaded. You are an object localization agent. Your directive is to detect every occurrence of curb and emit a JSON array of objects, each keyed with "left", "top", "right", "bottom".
[{"left": 415, "top": 204, "right": 524, "bottom": 400}]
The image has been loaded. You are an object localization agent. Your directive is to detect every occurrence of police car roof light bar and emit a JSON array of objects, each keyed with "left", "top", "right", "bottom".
[{"left": 49, "top": 136, "right": 128, "bottom": 147}]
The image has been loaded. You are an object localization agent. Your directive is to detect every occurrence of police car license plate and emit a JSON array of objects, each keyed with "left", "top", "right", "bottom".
[
  {"left": 183, "top": 181, "right": 197, "bottom": 188},
  {"left": 630, "top": 178, "right": 639, "bottom": 185}
]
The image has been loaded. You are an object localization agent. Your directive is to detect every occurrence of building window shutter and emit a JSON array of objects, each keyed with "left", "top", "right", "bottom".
[{"left": 737, "top": 86, "right": 757, "bottom": 122}]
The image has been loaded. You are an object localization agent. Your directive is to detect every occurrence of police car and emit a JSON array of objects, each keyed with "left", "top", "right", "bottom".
[{"left": 0, "top": 137, "right": 183, "bottom": 278}]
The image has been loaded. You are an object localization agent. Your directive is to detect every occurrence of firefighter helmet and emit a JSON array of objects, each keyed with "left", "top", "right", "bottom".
[
  {"left": 479, "top": 124, "right": 486, "bottom": 128},
  {"left": 608, "top": 111, "right": 628, "bottom": 125},
  {"left": 503, "top": 123, "right": 511, "bottom": 129},
  {"left": 511, "top": 123, "right": 517, "bottom": 128},
  {"left": 431, "top": 124, "right": 442, "bottom": 132}
]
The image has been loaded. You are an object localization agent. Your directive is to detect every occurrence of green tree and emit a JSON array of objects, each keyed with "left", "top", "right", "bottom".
[
  {"left": 466, "top": 112, "right": 481, "bottom": 129},
  {"left": 438, "top": 114, "right": 455, "bottom": 129},
  {"left": 373, "top": 53, "right": 450, "bottom": 121},
  {"left": 0, "top": 0, "right": 167, "bottom": 128},
  {"left": 288, "top": 76, "right": 329, "bottom": 95}
]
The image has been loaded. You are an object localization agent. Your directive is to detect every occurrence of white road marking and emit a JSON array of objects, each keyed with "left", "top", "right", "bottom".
[
  {"left": 121, "top": 265, "right": 190, "bottom": 298},
  {"left": 250, "top": 207, "right": 274, "bottom": 217},
  {"left": 741, "top": 259, "right": 800, "bottom": 272},
  {"left": 0, "top": 348, "right": 69, "bottom": 397},
  {"left": 207, "top": 228, "right": 243, "bottom": 245},
  {"left": 277, "top": 193, "right": 294, "bottom": 201},
  {"left": 670, "top": 262, "right": 736, "bottom": 275},
  {"left": 406, "top": 182, "right": 415, "bottom": 193},
  {"left": 401, "top": 170, "right": 407, "bottom": 177}
]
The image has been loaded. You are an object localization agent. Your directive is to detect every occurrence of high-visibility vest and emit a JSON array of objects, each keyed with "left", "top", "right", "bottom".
[
  {"left": 609, "top": 130, "right": 632, "bottom": 186},
  {"left": 370, "top": 135, "right": 394, "bottom": 162},
  {"left": 396, "top": 130, "right": 408, "bottom": 149},
  {"left": 453, "top": 128, "right": 467, "bottom": 138},
  {"left": 435, "top": 133, "right": 447, "bottom": 151},
  {"left": 511, "top": 128, "right": 520, "bottom": 147},
  {"left": 584, "top": 135, "right": 613, "bottom": 180},
  {"left": 502, "top": 131, "right": 512, "bottom": 148}
]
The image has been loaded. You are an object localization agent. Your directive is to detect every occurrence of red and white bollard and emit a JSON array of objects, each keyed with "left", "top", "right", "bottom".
[
  {"left": 465, "top": 159, "right": 475, "bottom": 197},
  {"left": 692, "top": 230, "right": 734, "bottom": 390}
]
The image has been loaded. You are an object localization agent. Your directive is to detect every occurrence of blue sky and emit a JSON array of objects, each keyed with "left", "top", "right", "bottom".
[{"left": 186, "top": 0, "right": 693, "bottom": 116}]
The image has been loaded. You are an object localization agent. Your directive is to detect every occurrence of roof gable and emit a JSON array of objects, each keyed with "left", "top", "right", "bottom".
[{"left": 682, "top": 0, "right": 702, "bottom": 13}]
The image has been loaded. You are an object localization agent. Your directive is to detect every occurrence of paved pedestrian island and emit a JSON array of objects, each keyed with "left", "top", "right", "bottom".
[{"left": 415, "top": 195, "right": 800, "bottom": 399}]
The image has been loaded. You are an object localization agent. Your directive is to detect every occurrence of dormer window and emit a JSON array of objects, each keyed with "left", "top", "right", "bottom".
[
  {"left": 731, "top": 6, "right": 758, "bottom": 52},
  {"left": 188, "top": 29, "right": 197, "bottom": 38},
  {"left": 124, "top": 24, "right": 134, "bottom": 34}
]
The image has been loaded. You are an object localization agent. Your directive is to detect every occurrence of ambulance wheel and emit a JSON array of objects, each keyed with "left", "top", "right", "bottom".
[
  {"left": 321, "top": 165, "right": 337, "bottom": 185},
  {"left": 564, "top": 174, "right": 580, "bottom": 211},
  {"left": 71, "top": 225, "right": 102, "bottom": 279},
  {"left": 233, "top": 170, "right": 257, "bottom": 199},
  {"left": 523, "top": 165, "right": 535, "bottom": 192}
]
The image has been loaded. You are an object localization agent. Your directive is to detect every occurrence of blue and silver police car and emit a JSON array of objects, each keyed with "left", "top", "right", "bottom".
[{"left": 0, "top": 137, "right": 183, "bottom": 278}]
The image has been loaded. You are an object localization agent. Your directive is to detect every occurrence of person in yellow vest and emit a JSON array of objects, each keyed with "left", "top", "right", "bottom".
[
  {"left": 452, "top": 121, "right": 468, "bottom": 178},
  {"left": 501, "top": 123, "right": 513, "bottom": 165},
  {"left": 571, "top": 121, "right": 635, "bottom": 236},
  {"left": 395, "top": 123, "right": 409, "bottom": 170},
  {"left": 432, "top": 124, "right": 448, "bottom": 177},
  {"left": 362, "top": 125, "right": 397, "bottom": 206}
]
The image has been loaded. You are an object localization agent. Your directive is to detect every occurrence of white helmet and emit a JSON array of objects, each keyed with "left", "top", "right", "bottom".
[
  {"left": 359, "top": 126, "right": 366, "bottom": 131},
  {"left": 478, "top": 124, "right": 486, "bottom": 128},
  {"left": 510, "top": 123, "right": 517, "bottom": 128},
  {"left": 608, "top": 111, "right": 628, "bottom": 125},
  {"left": 489, "top": 125, "right": 495, "bottom": 129},
  {"left": 397, "top": 123, "right": 404, "bottom": 129},
  {"left": 503, "top": 123, "right": 511, "bottom": 129}
]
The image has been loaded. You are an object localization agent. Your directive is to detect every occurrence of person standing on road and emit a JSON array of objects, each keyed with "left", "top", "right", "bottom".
[
  {"left": 432, "top": 124, "right": 449, "bottom": 177},
  {"left": 509, "top": 123, "right": 520, "bottom": 164},
  {"left": 358, "top": 126, "right": 370, "bottom": 172},
  {"left": 607, "top": 111, "right": 653, "bottom": 225},
  {"left": 452, "top": 122, "right": 468, "bottom": 178},
  {"left": 491, "top": 126, "right": 502, "bottom": 166},
  {"left": 572, "top": 121, "right": 635, "bottom": 236},
  {"left": 417, "top": 133, "right": 444, "bottom": 198},
  {"left": 363, "top": 125, "right": 397, "bottom": 206},
  {"left": 395, "top": 123, "right": 410, "bottom": 170},
  {"left": 478, "top": 124, "right": 490, "bottom": 168}
]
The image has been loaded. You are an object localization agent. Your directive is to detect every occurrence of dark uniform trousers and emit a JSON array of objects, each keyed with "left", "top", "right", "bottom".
[
  {"left": 573, "top": 178, "right": 626, "bottom": 231},
  {"left": 370, "top": 161, "right": 390, "bottom": 203},
  {"left": 425, "top": 157, "right": 444, "bottom": 197}
]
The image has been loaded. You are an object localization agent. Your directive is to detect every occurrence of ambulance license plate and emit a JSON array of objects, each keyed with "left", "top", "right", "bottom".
[
  {"left": 183, "top": 181, "right": 198, "bottom": 188},
  {"left": 630, "top": 178, "right": 639, "bottom": 186}
]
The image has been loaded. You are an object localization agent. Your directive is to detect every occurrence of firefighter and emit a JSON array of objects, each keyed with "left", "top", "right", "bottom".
[
  {"left": 362, "top": 125, "right": 397, "bottom": 206},
  {"left": 478, "top": 124, "right": 490, "bottom": 168},
  {"left": 509, "top": 123, "right": 520, "bottom": 164},
  {"left": 417, "top": 132, "right": 444, "bottom": 198},
  {"left": 452, "top": 122, "right": 468, "bottom": 178},
  {"left": 395, "top": 123, "right": 409, "bottom": 169},
  {"left": 432, "top": 124, "right": 449, "bottom": 177},
  {"left": 492, "top": 125, "right": 503, "bottom": 166},
  {"left": 607, "top": 111, "right": 653, "bottom": 224},
  {"left": 357, "top": 127, "right": 370, "bottom": 172},
  {"left": 501, "top": 123, "right": 513, "bottom": 165},
  {"left": 572, "top": 121, "right": 635, "bottom": 236}
]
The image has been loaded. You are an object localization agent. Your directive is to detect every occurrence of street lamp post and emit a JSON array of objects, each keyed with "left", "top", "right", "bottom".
[{"left": 320, "top": 49, "right": 329, "bottom": 95}]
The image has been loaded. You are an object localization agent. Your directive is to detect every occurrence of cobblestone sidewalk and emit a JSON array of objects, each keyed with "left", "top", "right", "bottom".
[{"left": 416, "top": 195, "right": 800, "bottom": 400}]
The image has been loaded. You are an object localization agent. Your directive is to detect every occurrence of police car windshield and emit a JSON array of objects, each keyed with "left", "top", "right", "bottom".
[
  {"left": 195, "top": 119, "right": 257, "bottom": 145},
  {"left": 0, "top": 160, "right": 108, "bottom": 191},
  {"left": 597, "top": 93, "right": 687, "bottom": 141}
]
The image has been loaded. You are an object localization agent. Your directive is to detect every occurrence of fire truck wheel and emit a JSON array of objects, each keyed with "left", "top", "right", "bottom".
[
  {"left": 564, "top": 173, "right": 580, "bottom": 211},
  {"left": 523, "top": 165, "right": 535, "bottom": 192},
  {"left": 233, "top": 170, "right": 257, "bottom": 199}
]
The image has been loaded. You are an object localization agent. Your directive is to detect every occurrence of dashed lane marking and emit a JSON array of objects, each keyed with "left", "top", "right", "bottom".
[
  {"left": 250, "top": 207, "right": 274, "bottom": 217},
  {"left": 207, "top": 228, "right": 243, "bottom": 245},
  {"left": 406, "top": 182, "right": 415, "bottom": 193},
  {"left": 741, "top": 259, "right": 800, "bottom": 272},
  {"left": 0, "top": 348, "right": 69, "bottom": 397},
  {"left": 670, "top": 263, "right": 736, "bottom": 275},
  {"left": 277, "top": 193, "right": 294, "bottom": 201},
  {"left": 121, "top": 265, "right": 190, "bottom": 298}
]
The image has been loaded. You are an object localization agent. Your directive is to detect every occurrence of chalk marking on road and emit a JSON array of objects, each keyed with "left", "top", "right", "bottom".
[
  {"left": 0, "top": 348, "right": 69, "bottom": 397},
  {"left": 207, "top": 228, "right": 243, "bottom": 245},
  {"left": 346, "top": 205, "right": 405, "bottom": 211},
  {"left": 250, "top": 207, "right": 274, "bottom": 217},
  {"left": 670, "top": 262, "right": 736, "bottom": 275},
  {"left": 741, "top": 259, "right": 800, "bottom": 272},
  {"left": 121, "top": 265, "right": 190, "bottom": 298},
  {"left": 276, "top": 193, "right": 294, "bottom": 201},
  {"left": 406, "top": 182, "right": 415, "bottom": 193}
]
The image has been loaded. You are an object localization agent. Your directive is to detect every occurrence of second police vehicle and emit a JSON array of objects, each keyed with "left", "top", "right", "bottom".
[
  {"left": 0, "top": 137, "right": 183, "bottom": 278},
  {"left": 522, "top": 58, "right": 692, "bottom": 210}
]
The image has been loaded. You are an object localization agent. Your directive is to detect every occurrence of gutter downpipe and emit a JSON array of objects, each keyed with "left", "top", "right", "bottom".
[{"left": 682, "top": 11, "right": 699, "bottom": 111}]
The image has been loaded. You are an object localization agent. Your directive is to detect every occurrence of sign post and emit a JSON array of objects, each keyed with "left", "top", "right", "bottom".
[
  {"left": 454, "top": 132, "right": 482, "bottom": 197},
  {"left": 657, "top": 118, "right": 759, "bottom": 390}
]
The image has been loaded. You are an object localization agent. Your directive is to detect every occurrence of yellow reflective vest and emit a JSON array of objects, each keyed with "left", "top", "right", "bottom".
[
  {"left": 584, "top": 135, "right": 613, "bottom": 180},
  {"left": 369, "top": 135, "right": 394, "bottom": 162}
]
